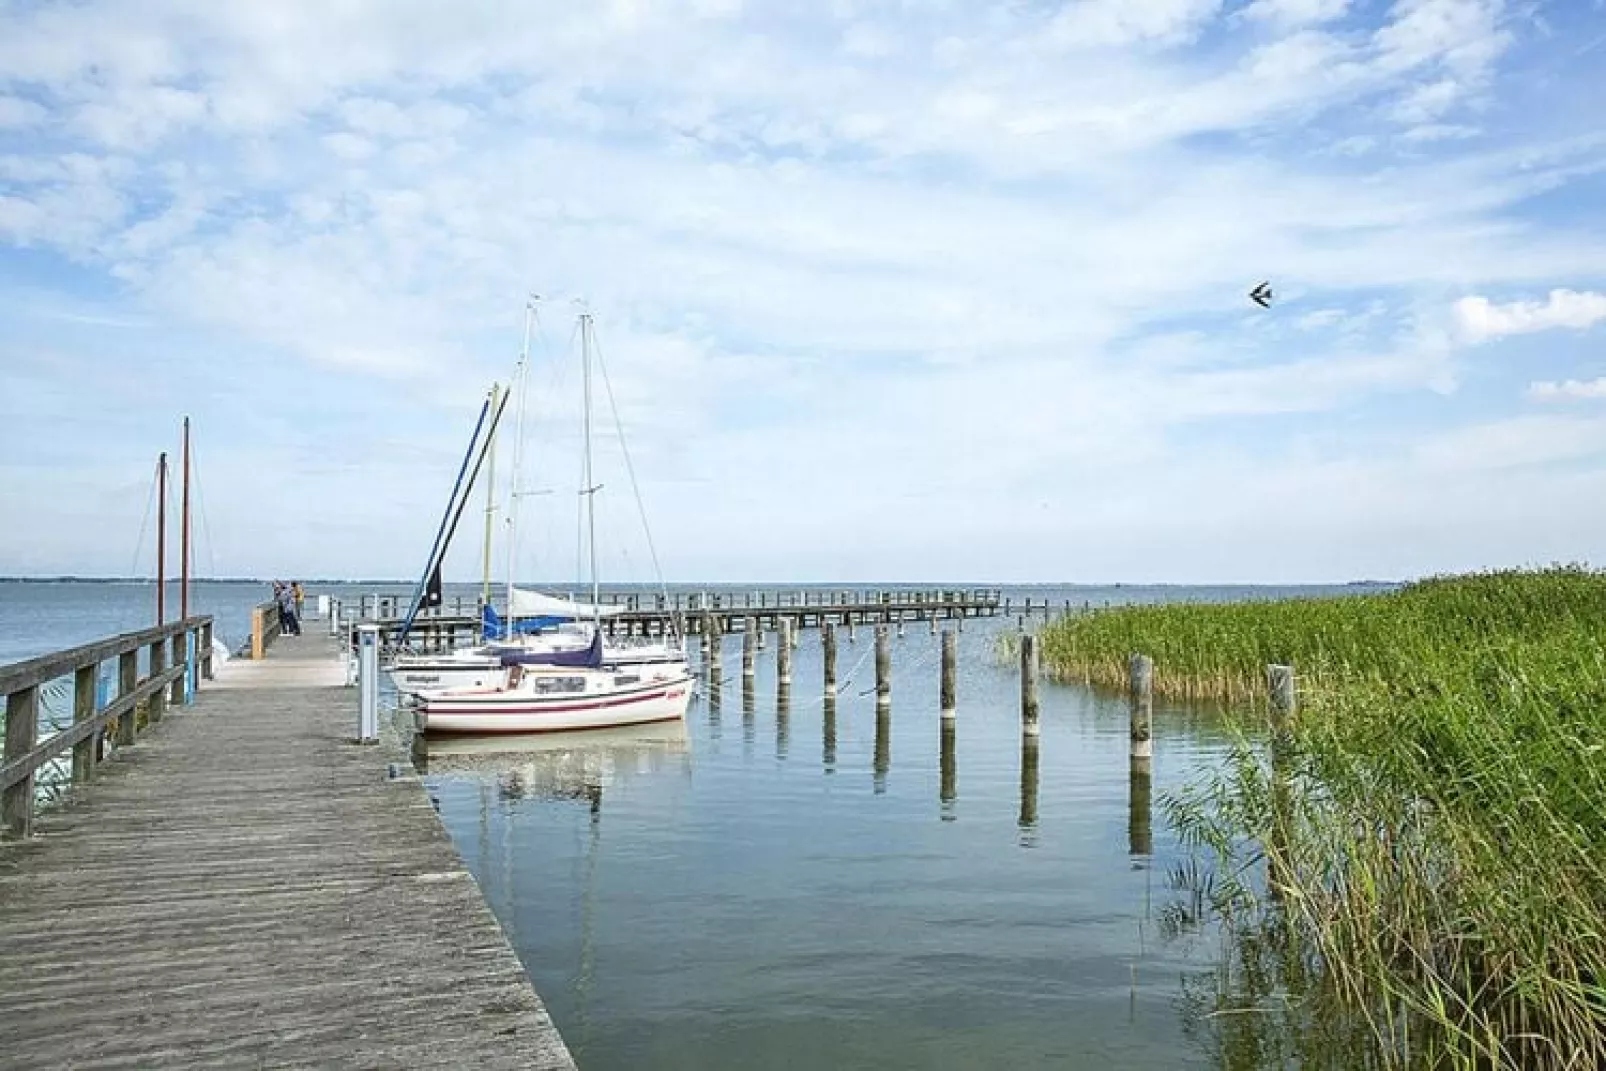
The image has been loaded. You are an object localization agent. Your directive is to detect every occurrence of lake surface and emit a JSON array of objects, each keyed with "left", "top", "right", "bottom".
[
  {"left": 411, "top": 583, "right": 1384, "bottom": 1070},
  {"left": 1, "top": 579, "right": 1389, "bottom": 1069}
]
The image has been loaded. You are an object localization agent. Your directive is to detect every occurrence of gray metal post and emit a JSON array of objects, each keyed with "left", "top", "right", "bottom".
[{"left": 357, "top": 624, "right": 379, "bottom": 742}]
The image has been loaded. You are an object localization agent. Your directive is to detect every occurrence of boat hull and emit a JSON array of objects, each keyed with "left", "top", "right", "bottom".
[
  {"left": 420, "top": 676, "right": 693, "bottom": 734},
  {"left": 390, "top": 661, "right": 502, "bottom": 693},
  {"left": 389, "top": 647, "right": 686, "bottom": 695}
]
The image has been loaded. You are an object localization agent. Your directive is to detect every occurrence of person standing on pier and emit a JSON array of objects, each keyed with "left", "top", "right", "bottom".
[
  {"left": 275, "top": 581, "right": 302, "bottom": 636},
  {"left": 292, "top": 581, "right": 305, "bottom": 622}
]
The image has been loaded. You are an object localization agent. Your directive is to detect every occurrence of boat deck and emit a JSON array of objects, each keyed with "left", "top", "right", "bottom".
[{"left": 0, "top": 630, "right": 574, "bottom": 1069}]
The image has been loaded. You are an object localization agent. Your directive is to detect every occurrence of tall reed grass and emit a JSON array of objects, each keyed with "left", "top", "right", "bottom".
[{"left": 1043, "top": 567, "right": 1606, "bottom": 1068}]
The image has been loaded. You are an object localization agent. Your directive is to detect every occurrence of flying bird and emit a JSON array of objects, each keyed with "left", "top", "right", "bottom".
[{"left": 1249, "top": 281, "right": 1274, "bottom": 308}]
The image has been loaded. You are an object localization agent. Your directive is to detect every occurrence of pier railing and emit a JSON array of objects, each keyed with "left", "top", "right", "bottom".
[
  {"left": 250, "top": 600, "right": 282, "bottom": 660},
  {"left": 0, "top": 615, "right": 213, "bottom": 839}
]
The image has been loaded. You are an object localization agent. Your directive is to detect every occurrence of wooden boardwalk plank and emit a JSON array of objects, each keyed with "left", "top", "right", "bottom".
[{"left": 0, "top": 631, "right": 575, "bottom": 1070}]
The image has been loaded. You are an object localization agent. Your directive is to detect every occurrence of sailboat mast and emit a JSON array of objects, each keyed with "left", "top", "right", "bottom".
[
  {"left": 181, "top": 417, "right": 191, "bottom": 621},
  {"left": 156, "top": 452, "right": 168, "bottom": 626},
  {"left": 581, "top": 313, "right": 600, "bottom": 625},
  {"left": 481, "top": 382, "right": 500, "bottom": 610},
  {"left": 504, "top": 298, "right": 536, "bottom": 619}
]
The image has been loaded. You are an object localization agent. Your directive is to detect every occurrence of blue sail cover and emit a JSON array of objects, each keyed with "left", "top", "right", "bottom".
[
  {"left": 481, "top": 604, "right": 569, "bottom": 640},
  {"left": 481, "top": 605, "right": 606, "bottom": 668},
  {"left": 501, "top": 630, "right": 604, "bottom": 669}
]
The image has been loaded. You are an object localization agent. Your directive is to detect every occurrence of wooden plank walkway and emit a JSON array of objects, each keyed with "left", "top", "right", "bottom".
[{"left": 0, "top": 630, "right": 575, "bottom": 1070}]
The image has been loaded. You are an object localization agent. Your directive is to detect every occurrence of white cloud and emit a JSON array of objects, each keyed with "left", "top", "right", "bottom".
[
  {"left": 1391, "top": 77, "right": 1462, "bottom": 122},
  {"left": 1413, "top": 413, "right": 1606, "bottom": 470},
  {"left": 1454, "top": 289, "right": 1606, "bottom": 344},
  {"left": 1373, "top": 0, "right": 1510, "bottom": 123},
  {"left": 1297, "top": 308, "right": 1347, "bottom": 328},
  {"left": 0, "top": 95, "right": 46, "bottom": 127},
  {"left": 1528, "top": 378, "right": 1606, "bottom": 401},
  {"left": 1399, "top": 122, "right": 1479, "bottom": 141},
  {"left": 322, "top": 132, "right": 376, "bottom": 161},
  {"left": 1241, "top": 0, "right": 1353, "bottom": 29},
  {"left": 1048, "top": 0, "right": 1225, "bottom": 48},
  {"left": 1373, "top": 0, "right": 1510, "bottom": 78},
  {"left": 0, "top": 194, "right": 46, "bottom": 237}
]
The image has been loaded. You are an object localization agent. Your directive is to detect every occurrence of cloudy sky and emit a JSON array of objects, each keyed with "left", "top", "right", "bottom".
[{"left": 2, "top": 0, "right": 1604, "bottom": 584}]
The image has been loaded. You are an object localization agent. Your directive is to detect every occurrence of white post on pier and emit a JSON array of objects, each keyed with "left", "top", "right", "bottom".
[{"left": 357, "top": 624, "right": 380, "bottom": 743}]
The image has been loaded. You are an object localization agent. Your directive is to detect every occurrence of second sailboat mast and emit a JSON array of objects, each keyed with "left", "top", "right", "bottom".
[
  {"left": 504, "top": 298, "right": 536, "bottom": 618},
  {"left": 580, "top": 313, "right": 601, "bottom": 626},
  {"left": 481, "top": 382, "right": 500, "bottom": 610}
]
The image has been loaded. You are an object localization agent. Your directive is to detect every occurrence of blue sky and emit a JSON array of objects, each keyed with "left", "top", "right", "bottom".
[{"left": 1, "top": 0, "right": 1604, "bottom": 583}]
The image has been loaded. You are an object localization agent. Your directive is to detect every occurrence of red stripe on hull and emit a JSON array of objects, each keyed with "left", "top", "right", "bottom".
[
  {"left": 424, "top": 685, "right": 688, "bottom": 716},
  {"left": 425, "top": 712, "right": 684, "bottom": 735}
]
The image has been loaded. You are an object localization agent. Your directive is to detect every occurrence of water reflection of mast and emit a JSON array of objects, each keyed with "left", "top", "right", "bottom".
[
  {"left": 500, "top": 772, "right": 520, "bottom": 949},
  {"left": 574, "top": 778, "right": 603, "bottom": 1056},
  {"left": 477, "top": 780, "right": 492, "bottom": 907}
]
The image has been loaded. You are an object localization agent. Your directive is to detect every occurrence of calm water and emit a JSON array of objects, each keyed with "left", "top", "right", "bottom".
[
  {"left": 411, "top": 583, "right": 1386, "bottom": 1071},
  {"left": 2, "top": 579, "right": 1389, "bottom": 1068}
]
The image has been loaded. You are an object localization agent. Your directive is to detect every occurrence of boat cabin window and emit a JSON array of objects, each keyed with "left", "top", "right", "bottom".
[
  {"left": 613, "top": 674, "right": 640, "bottom": 686},
  {"left": 530, "top": 675, "right": 587, "bottom": 694}
]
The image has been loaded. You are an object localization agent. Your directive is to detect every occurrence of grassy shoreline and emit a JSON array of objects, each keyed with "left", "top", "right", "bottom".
[{"left": 1041, "top": 568, "right": 1606, "bottom": 1067}]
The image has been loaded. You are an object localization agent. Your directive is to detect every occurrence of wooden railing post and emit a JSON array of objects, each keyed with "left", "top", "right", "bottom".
[
  {"left": 3, "top": 685, "right": 39, "bottom": 839},
  {"left": 170, "top": 630, "right": 187, "bottom": 707},
  {"left": 251, "top": 606, "right": 266, "bottom": 660},
  {"left": 199, "top": 621, "right": 214, "bottom": 680},
  {"left": 148, "top": 640, "right": 167, "bottom": 723},
  {"left": 73, "top": 663, "right": 99, "bottom": 782},
  {"left": 117, "top": 651, "right": 138, "bottom": 746}
]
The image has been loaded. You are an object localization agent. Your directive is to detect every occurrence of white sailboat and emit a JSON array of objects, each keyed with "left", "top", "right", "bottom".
[
  {"left": 418, "top": 310, "right": 693, "bottom": 734},
  {"left": 389, "top": 300, "right": 684, "bottom": 697},
  {"left": 388, "top": 591, "right": 682, "bottom": 694}
]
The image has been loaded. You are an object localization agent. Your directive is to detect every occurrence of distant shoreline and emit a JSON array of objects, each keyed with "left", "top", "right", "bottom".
[{"left": 0, "top": 576, "right": 1399, "bottom": 587}]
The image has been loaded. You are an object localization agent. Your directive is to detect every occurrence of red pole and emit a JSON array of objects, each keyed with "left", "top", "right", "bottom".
[
  {"left": 181, "top": 418, "right": 191, "bottom": 622},
  {"left": 156, "top": 452, "right": 168, "bottom": 626}
]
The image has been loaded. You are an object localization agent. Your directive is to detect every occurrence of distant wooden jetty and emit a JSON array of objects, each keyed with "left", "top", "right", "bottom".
[
  {"left": 0, "top": 622, "right": 574, "bottom": 1068},
  {"left": 334, "top": 587, "right": 1006, "bottom": 652}
]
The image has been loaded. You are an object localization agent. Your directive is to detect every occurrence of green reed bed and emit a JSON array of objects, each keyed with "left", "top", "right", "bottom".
[{"left": 1042, "top": 568, "right": 1606, "bottom": 1068}]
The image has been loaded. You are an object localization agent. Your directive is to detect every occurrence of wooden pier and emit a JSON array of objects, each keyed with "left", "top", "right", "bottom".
[
  {"left": 0, "top": 627, "right": 574, "bottom": 1069},
  {"left": 350, "top": 586, "right": 1006, "bottom": 651}
]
